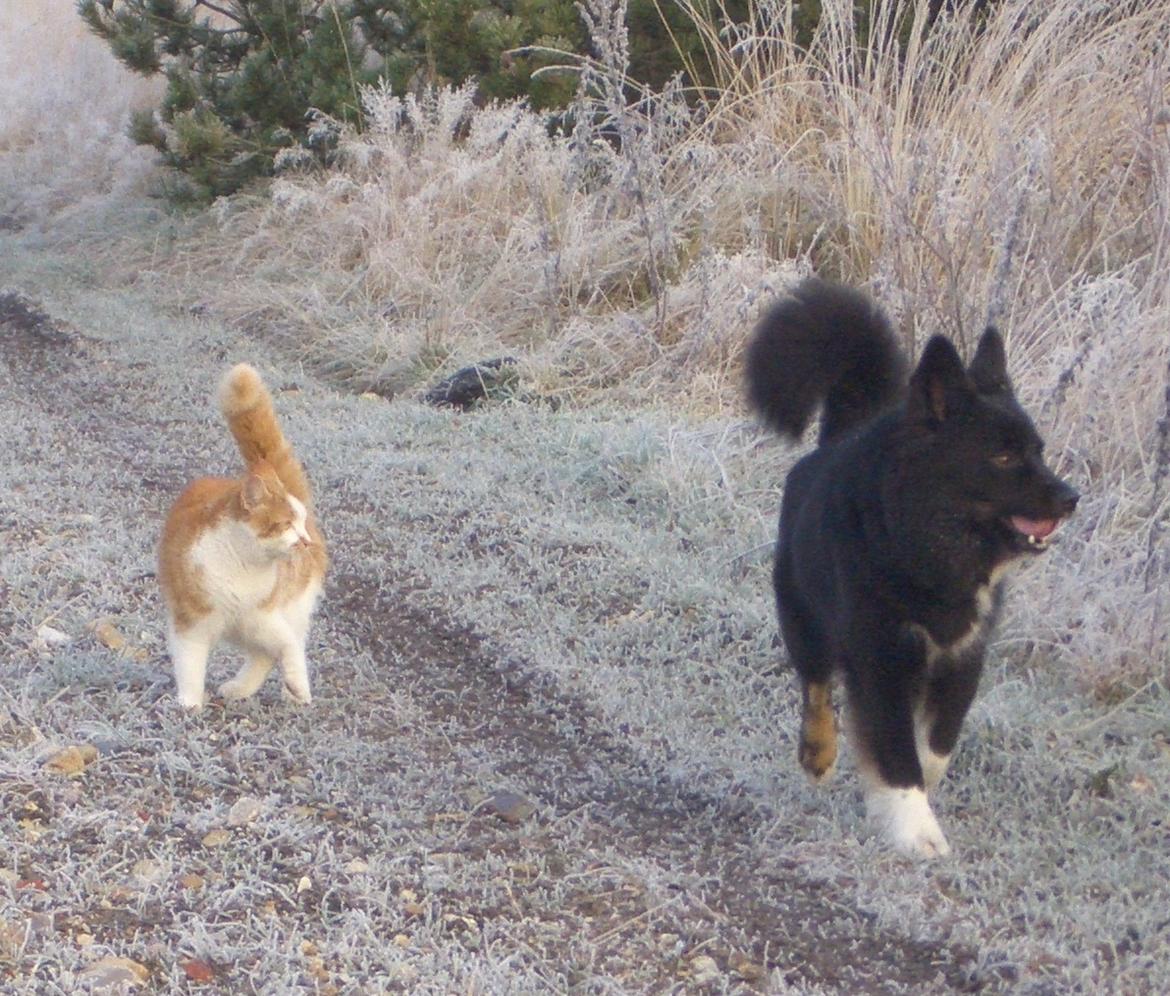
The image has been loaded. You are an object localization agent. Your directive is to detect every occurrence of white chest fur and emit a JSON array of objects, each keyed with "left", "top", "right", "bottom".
[
  {"left": 190, "top": 522, "right": 281, "bottom": 615},
  {"left": 916, "top": 563, "right": 1013, "bottom": 665}
]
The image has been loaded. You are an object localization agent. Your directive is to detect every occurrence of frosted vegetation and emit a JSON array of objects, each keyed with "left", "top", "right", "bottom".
[
  {"left": 0, "top": 0, "right": 160, "bottom": 225},
  {"left": 126, "top": 0, "right": 1170, "bottom": 696},
  {"left": 2, "top": 0, "right": 1169, "bottom": 990}
]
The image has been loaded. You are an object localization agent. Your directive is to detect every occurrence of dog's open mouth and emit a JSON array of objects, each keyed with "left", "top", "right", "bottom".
[{"left": 1006, "top": 515, "right": 1061, "bottom": 550}]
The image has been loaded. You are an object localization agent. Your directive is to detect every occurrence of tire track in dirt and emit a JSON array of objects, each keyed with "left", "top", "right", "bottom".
[
  {"left": 326, "top": 555, "right": 985, "bottom": 993},
  {"left": 2, "top": 291, "right": 990, "bottom": 993}
]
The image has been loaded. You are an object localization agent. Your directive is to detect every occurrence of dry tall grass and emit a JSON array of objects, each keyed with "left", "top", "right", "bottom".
[
  {"left": 6, "top": 0, "right": 1168, "bottom": 689},
  {"left": 0, "top": 0, "right": 160, "bottom": 224},
  {"left": 161, "top": 0, "right": 1168, "bottom": 694},
  {"left": 163, "top": 2, "right": 1166, "bottom": 383}
]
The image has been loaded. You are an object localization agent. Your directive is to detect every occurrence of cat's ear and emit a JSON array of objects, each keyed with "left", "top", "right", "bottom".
[{"left": 241, "top": 473, "right": 269, "bottom": 510}]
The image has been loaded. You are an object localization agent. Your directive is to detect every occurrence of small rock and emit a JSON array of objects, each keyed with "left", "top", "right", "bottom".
[
  {"left": 1, "top": 912, "right": 52, "bottom": 954},
  {"left": 296, "top": 875, "right": 312, "bottom": 894},
  {"left": 400, "top": 888, "right": 426, "bottom": 917},
  {"left": 181, "top": 959, "right": 216, "bottom": 984},
  {"left": 79, "top": 955, "right": 150, "bottom": 989},
  {"left": 45, "top": 745, "right": 99, "bottom": 777},
  {"left": 1130, "top": 772, "right": 1154, "bottom": 793},
  {"left": 393, "top": 933, "right": 410, "bottom": 948},
  {"left": 460, "top": 786, "right": 487, "bottom": 807},
  {"left": 344, "top": 858, "right": 370, "bottom": 874},
  {"left": 179, "top": 873, "right": 205, "bottom": 891},
  {"left": 422, "top": 356, "right": 519, "bottom": 409},
  {"left": 35, "top": 624, "right": 71, "bottom": 647},
  {"left": 201, "top": 829, "right": 231, "bottom": 848},
  {"left": 0, "top": 919, "right": 22, "bottom": 957},
  {"left": 484, "top": 790, "right": 536, "bottom": 825},
  {"left": 731, "top": 954, "right": 766, "bottom": 982},
  {"left": 90, "top": 619, "right": 127, "bottom": 653},
  {"left": 688, "top": 954, "right": 721, "bottom": 985},
  {"left": 388, "top": 963, "right": 418, "bottom": 984},
  {"left": 226, "top": 796, "right": 263, "bottom": 827},
  {"left": 131, "top": 859, "right": 165, "bottom": 886}
]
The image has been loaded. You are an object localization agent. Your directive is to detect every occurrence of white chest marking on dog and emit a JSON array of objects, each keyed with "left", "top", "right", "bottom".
[{"left": 914, "top": 563, "right": 1014, "bottom": 664}]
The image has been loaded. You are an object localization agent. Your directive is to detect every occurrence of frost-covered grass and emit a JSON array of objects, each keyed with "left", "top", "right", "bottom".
[
  {"left": 118, "top": 1, "right": 1170, "bottom": 694},
  {"left": 2, "top": 0, "right": 1169, "bottom": 989},
  {"left": 0, "top": 0, "right": 159, "bottom": 226},
  {"left": 3, "top": 245, "right": 1170, "bottom": 993}
]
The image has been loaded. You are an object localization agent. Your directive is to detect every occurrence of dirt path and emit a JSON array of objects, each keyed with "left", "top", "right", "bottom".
[{"left": 0, "top": 286, "right": 989, "bottom": 993}]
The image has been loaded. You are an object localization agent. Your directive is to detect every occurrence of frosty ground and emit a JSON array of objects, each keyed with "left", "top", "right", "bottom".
[{"left": 2, "top": 236, "right": 1169, "bottom": 994}]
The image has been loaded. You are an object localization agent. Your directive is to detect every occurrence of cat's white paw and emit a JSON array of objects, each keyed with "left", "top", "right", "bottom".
[
  {"left": 867, "top": 786, "right": 952, "bottom": 859},
  {"left": 281, "top": 680, "right": 312, "bottom": 705},
  {"left": 176, "top": 692, "right": 205, "bottom": 712},
  {"left": 218, "top": 678, "right": 255, "bottom": 701}
]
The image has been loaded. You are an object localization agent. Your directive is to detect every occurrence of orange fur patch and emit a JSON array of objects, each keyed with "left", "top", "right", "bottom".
[
  {"left": 798, "top": 681, "right": 838, "bottom": 782},
  {"left": 219, "top": 363, "right": 312, "bottom": 504}
]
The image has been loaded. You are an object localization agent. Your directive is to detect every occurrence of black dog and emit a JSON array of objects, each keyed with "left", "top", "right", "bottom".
[{"left": 746, "top": 278, "right": 1078, "bottom": 858}]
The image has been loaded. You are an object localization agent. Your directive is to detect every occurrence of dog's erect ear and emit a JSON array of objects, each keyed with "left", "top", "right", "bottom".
[
  {"left": 909, "top": 335, "right": 972, "bottom": 425},
  {"left": 968, "top": 326, "right": 1013, "bottom": 396}
]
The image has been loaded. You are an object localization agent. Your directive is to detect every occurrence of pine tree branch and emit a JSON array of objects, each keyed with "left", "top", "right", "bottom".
[{"left": 193, "top": 0, "right": 243, "bottom": 26}]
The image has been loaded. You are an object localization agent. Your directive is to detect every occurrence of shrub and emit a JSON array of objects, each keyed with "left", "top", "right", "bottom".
[
  {"left": 77, "top": 0, "right": 381, "bottom": 200},
  {"left": 73, "top": 0, "right": 882, "bottom": 202}
]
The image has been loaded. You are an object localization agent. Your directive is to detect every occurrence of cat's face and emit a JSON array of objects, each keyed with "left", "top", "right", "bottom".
[{"left": 240, "top": 471, "right": 313, "bottom": 559}]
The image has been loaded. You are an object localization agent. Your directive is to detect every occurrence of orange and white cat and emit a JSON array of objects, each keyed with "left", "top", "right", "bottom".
[{"left": 158, "top": 364, "right": 327, "bottom": 710}]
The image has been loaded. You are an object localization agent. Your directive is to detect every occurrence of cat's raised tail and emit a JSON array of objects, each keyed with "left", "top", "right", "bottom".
[{"left": 218, "top": 364, "right": 312, "bottom": 505}]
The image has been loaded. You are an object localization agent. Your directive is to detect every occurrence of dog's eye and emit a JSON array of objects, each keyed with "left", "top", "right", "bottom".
[{"left": 990, "top": 452, "right": 1021, "bottom": 469}]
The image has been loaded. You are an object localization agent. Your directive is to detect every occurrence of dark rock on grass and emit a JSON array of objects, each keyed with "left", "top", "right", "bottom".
[
  {"left": 422, "top": 357, "right": 520, "bottom": 410},
  {"left": 484, "top": 790, "right": 536, "bottom": 825}
]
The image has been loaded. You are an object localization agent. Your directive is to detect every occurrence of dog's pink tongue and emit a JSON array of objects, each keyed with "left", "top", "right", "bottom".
[{"left": 1011, "top": 516, "right": 1058, "bottom": 539}]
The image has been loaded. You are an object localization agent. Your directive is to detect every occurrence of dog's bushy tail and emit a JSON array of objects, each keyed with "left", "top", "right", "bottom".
[{"left": 745, "top": 278, "right": 907, "bottom": 446}]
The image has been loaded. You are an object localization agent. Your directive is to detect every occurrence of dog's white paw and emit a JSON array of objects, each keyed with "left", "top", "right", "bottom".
[{"left": 867, "top": 786, "right": 952, "bottom": 859}]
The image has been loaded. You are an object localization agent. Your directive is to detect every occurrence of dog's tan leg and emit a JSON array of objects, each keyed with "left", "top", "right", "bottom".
[{"left": 798, "top": 680, "right": 838, "bottom": 782}]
